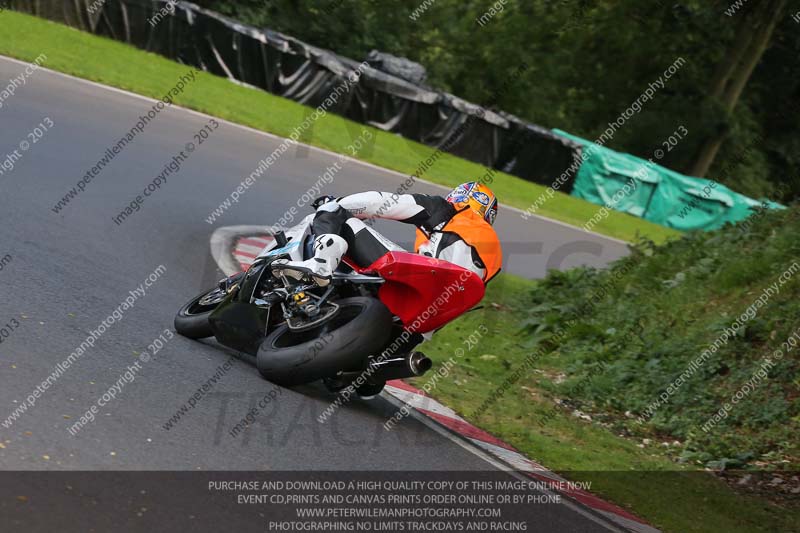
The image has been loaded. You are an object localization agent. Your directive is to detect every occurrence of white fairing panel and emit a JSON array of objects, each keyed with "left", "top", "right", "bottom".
[{"left": 256, "top": 214, "right": 315, "bottom": 261}]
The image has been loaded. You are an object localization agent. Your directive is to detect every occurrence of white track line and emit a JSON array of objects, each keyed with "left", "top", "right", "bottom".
[
  {"left": 0, "top": 53, "right": 629, "bottom": 246},
  {"left": 209, "top": 225, "right": 272, "bottom": 276}
]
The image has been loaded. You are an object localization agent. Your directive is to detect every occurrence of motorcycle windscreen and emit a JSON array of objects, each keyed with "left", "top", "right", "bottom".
[{"left": 366, "top": 252, "right": 485, "bottom": 333}]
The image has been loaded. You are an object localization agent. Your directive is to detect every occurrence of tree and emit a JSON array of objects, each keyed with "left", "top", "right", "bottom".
[
  {"left": 191, "top": 0, "right": 797, "bottom": 201},
  {"left": 689, "top": 0, "right": 787, "bottom": 177}
]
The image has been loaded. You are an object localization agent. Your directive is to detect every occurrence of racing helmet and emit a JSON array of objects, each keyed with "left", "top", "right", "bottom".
[{"left": 445, "top": 182, "right": 498, "bottom": 225}]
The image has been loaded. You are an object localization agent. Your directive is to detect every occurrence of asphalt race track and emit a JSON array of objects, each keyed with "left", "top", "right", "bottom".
[{"left": 0, "top": 56, "right": 631, "bottom": 531}]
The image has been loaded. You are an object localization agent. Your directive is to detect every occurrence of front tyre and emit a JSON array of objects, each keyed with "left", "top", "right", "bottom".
[
  {"left": 257, "top": 297, "right": 393, "bottom": 386},
  {"left": 174, "top": 286, "right": 229, "bottom": 339}
]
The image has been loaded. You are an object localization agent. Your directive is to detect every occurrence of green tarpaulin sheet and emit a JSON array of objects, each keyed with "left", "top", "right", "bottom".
[{"left": 554, "top": 130, "right": 781, "bottom": 231}]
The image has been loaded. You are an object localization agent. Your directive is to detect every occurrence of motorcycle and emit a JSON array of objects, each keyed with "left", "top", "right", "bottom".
[{"left": 174, "top": 213, "right": 485, "bottom": 397}]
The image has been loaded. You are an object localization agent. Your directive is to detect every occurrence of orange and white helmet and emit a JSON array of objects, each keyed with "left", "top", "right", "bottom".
[{"left": 446, "top": 182, "right": 498, "bottom": 225}]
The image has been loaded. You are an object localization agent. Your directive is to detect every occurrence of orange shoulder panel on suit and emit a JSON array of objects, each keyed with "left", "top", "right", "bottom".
[{"left": 414, "top": 208, "right": 502, "bottom": 282}]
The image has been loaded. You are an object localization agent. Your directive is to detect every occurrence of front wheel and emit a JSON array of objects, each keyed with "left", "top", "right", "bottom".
[
  {"left": 174, "top": 286, "right": 229, "bottom": 339},
  {"left": 257, "top": 297, "right": 393, "bottom": 386}
]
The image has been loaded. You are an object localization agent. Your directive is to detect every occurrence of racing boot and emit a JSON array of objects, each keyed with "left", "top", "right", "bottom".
[{"left": 270, "top": 234, "right": 348, "bottom": 287}]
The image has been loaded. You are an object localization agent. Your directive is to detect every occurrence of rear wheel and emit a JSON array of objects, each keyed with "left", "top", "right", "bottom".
[{"left": 257, "top": 297, "right": 393, "bottom": 386}]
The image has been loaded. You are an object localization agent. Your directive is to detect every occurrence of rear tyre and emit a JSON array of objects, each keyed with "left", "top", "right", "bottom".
[{"left": 257, "top": 297, "right": 393, "bottom": 386}]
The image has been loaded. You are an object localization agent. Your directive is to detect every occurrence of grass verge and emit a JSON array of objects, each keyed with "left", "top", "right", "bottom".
[
  {"left": 420, "top": 261, "right": 799, "bottom": 533},
  {"left": 0, "top": 9, "right": 682, "bottom": 244}
]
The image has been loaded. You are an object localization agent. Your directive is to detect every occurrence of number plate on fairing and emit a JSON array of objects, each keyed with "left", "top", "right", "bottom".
[{"left": 265, "top": 242, "right": 300, "bottom": 257}]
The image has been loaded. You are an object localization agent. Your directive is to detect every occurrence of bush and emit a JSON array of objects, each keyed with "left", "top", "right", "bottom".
[{"left": 524, "top": 205, "right": 800, "bottom": 468}]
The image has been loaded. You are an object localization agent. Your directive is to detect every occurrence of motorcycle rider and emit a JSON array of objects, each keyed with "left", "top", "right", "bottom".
[{"left": 271, "top": 182, "right": 502, "bottom": 288}]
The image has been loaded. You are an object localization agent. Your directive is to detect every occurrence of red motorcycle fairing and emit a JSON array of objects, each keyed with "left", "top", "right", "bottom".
[{"left": 357, "top": 251, "right": 485, "bottom": 333}]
